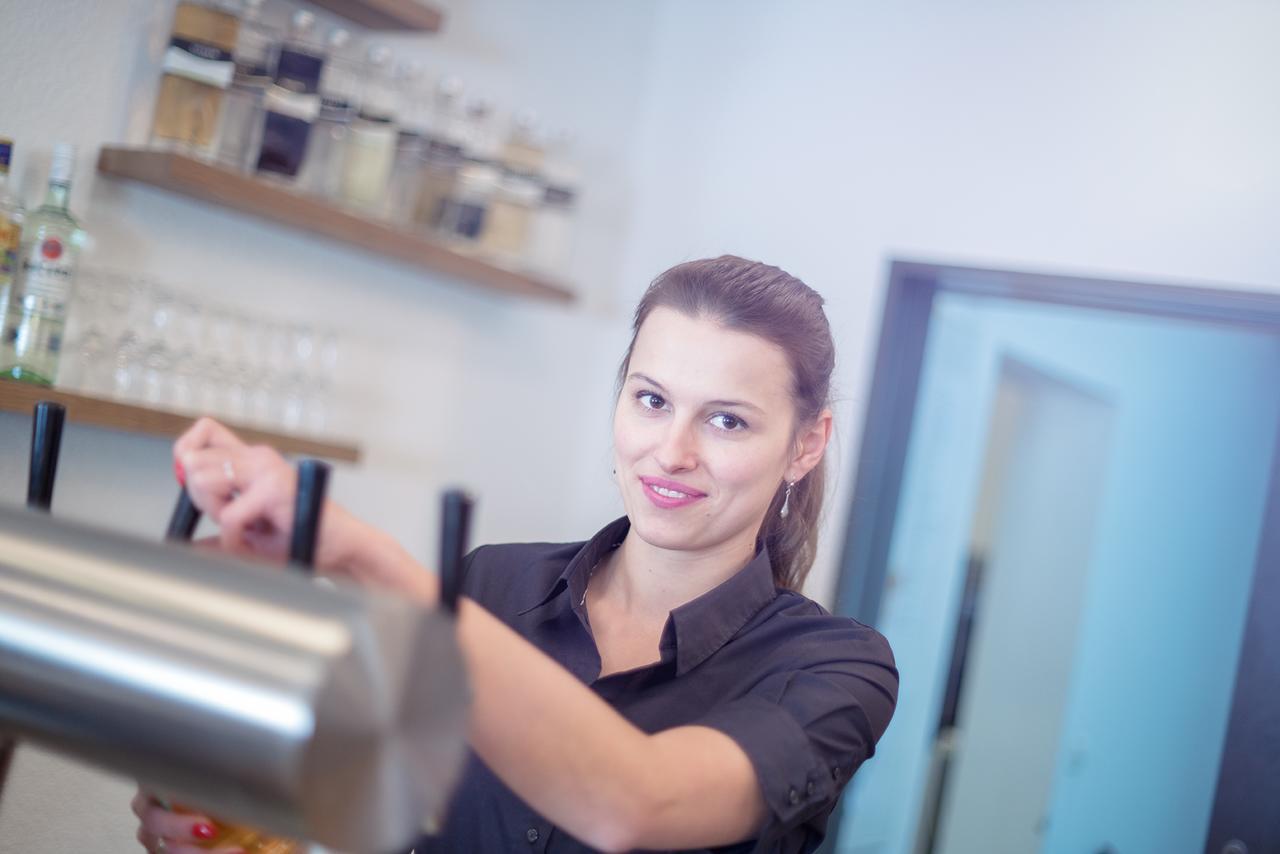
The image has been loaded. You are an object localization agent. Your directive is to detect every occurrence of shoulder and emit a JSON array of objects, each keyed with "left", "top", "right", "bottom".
[
  {"left": 460, "top": 539, "right": 582, "bottom": 614},
  {"left": 758, "top": 589, "right": 895, "bottom": 666},
  {"left": 743, "top": 590, "right": 898, "bottom": 728}
]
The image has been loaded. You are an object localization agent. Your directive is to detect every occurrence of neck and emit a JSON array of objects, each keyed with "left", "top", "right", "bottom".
[
  {"left": 43, "top": 182, "right": 69, "bottom": 210},
  {"left": 595, "top": 522, "right": 760, "bottom": 620}
]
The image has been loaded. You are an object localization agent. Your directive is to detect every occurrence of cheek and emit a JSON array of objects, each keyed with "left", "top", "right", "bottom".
[
  {"left": 612, "top": 407, "right": 647, "bottom": 464},
  {"left": 705, "top": 439, "right": 787, "bottom": 493}
]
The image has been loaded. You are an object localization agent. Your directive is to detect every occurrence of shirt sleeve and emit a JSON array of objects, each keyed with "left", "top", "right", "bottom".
[{"left": 692, "top": 623, "right": 897, "bottom": 852}]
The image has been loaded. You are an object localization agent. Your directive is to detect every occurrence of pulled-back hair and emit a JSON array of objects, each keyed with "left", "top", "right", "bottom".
[{"left": 617, "top": 255, "right": 835, "bottom": 591}]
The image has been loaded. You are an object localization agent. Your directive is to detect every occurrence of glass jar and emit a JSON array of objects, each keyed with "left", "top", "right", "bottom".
[
  {"left": 150, "top": 1, "right": 240, "bottom": 158},
  {"left": 435, "top": 158, "right": 499, "bottom": 243},
  {"left": 297, "top": 29, "right": 357, "bottom": 199},
  {"left": 479, "top": 168, "right": 542, "bottom": 262},
  {"left": 338, "top": 46, "right": 398, "bottom": 211}
]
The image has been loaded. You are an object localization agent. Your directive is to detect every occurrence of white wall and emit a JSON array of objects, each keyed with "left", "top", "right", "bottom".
[
  {"left": 0, "top": 1, "right": 654, "bottom": 849},
  {"left": 618, "top": 0, "right": 1280, "bottom": 605}
]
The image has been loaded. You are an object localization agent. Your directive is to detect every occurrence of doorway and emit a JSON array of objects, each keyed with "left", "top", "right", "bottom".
[{"left": 826, "top": 263, "right": 1280, "bottom": 854}]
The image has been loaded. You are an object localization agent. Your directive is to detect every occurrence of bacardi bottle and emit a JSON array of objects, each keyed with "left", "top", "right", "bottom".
[{"left": 1, "top": 144, "right": 85, "bottom": 386}]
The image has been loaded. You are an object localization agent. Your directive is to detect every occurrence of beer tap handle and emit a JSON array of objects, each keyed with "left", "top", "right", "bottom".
[
  {"left": 165, "top": 490, "right": 202, "bottom": 542},
  {"left": 289, "top": 459, "right": 330, "bottom": 572},
  {"left": 439, "top": 490, "right": 473, "bottom": 615},
  {"left": 27, "top": 402, "right": 65, "bottom": 512}
]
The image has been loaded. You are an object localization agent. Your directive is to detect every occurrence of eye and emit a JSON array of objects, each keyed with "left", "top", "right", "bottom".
[
  {"left": 710, "top": 413, "right": 747, "bottom": 432},
  {"left": 636, "top": 391, "right": 667, "bottom": 411}
]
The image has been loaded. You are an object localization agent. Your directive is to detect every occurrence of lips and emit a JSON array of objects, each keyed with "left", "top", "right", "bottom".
[{"left": 639, "top": 476, "right": 707, "bottom": 509}]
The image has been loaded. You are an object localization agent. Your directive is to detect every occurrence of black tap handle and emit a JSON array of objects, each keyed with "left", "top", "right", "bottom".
[
  {"left": 27, "top": 401, "right": 66, "bottom": 512},
  {"left": 439, "top": 489, "right": 473, "bottom": 615},
  {"left": 165, "top": 490, "right": 202, "bottom": 542},
  {"left": 289, "top": 459, "right": 330, "bottom": 572}
]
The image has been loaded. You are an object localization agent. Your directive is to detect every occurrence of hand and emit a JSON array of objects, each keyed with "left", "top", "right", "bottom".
[
  {"left": 174, "top": 417, "right": 310, "bottom": 562},
  {"left": 131, "top": 789, "right": 243, "bottom": 854},
  {"left": 175, "top": 417, "right": 437, "bottom": 601}
]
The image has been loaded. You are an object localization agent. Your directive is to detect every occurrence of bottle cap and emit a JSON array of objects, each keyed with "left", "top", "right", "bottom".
[
  {"left": 290, "top": 9, "right": 315, "bottom": 35},
  {"left": 49, "top": 143, "right": 75, "bottom": 185},
  {"left": 327, "top": 26, "right": 350, "bottom": 51}
]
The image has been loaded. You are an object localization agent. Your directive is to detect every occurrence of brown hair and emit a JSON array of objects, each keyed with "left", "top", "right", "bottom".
[{"left": 617, "top": 255, "right": 835, "bottom": 591}]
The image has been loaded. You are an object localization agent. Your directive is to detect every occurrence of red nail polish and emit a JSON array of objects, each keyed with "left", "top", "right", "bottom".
[
  {"left": 174, "top": 459, "right": 186, "bottom": 487},
  {"left": 191, "top": 821, "right": 217, "bottom": 840}
]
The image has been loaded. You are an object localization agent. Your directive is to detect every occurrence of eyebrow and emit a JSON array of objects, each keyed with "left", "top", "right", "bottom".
[{"left": 627, "top": 372, "right": 766, "bottom": 414}]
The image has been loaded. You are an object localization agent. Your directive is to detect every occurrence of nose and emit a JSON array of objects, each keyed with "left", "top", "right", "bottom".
[{"left": 654, "top": 419, "right": 698, "bottom": 473}]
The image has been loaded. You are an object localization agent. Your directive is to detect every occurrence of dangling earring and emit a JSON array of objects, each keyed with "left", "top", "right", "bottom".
[{"left": 780, "top": 481, "right": 794, "bottom": 519}]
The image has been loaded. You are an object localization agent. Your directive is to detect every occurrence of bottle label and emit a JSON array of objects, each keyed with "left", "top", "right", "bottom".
[
  {"left": 264, "top": 85, "right": 320, "bottom": 123},
  {"left": 0, "top": 216, "right": 19, "bottom": 278},
  {"left": 276, "top": 48, "right": 324, "bottom": 96},
  {"left": 544, "top": 184, "right": 577, "bottom": 206},
  {"left": 19, "top": 236, "right": 76, "bottom": 305},
  {"left": 163, "top": 37, "right": 235, "bottom": 89},
  {"left": 0, "top": 141, "right": 12, "bottom": 173}
]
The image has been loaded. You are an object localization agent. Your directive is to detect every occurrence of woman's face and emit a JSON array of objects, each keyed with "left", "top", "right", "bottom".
[{"left": 612, "top": 307, "right": 825, "bottom": 558}]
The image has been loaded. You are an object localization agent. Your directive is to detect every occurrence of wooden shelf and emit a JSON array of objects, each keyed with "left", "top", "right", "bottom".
[
  {"left": 0, "top": 379, "right": 361, "bottom": 463},
  {"left": 307, "top": 0, "right": 443, "bottom": 31},
  {"left": 97, "top": 147, "right": 576, "bottom": 305}
]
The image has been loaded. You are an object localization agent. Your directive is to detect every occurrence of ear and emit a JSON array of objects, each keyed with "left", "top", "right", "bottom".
[{"left": 786, "top": 408, "right": 832, "bottom": 483}]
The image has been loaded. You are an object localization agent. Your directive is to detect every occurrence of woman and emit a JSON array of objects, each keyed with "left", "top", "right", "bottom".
[{"left": 134, "top": 256, "right": 898, "bottom": 853}]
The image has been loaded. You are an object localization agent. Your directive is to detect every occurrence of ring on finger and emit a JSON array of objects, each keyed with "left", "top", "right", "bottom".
[
  {"left": 223, "top": 458, "right": 236, "bottom": 488},
  {"left": 156, "top": 837, "right": 168, "bottom": 853}
]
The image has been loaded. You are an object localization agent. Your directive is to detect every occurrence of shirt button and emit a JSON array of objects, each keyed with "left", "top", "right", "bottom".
[
  {"left": 526, "top": 828, "right": 539, "bottom": 844},
  {"left": 788, "top": 787, "right": 800, "bottom": 805},
  {"left": 831, "top": 766, "right": 841, "bottom": 780},
  {"left": 806, "top": 780, "right": 816, "bottom": 797}
]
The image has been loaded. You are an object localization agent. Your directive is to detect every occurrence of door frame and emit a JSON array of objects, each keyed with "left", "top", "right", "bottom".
[{"left": 825, "top": 260, "right": 1280, "bottom": 854}]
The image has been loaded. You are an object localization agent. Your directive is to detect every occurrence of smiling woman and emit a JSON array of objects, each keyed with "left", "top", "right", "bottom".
[{"left": 137, "top": 255, "right": 897, "bottom": 854}]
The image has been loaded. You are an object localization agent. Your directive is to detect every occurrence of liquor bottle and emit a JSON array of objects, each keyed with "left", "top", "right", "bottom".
[
  {"left": 0, "top": 139, "right": 25, "bottom": 327},
  {"left": 435, "top": 97, "right": 500, "bottom": 243},
  {"left": 412, "top": 76, "right": 465, "bottom": 229},
  {"left": 480, "top": 113, "right": 544, "bottom": 261},
  {"left": 527, "top": 129, "right": 580, "bottom": 275},
  {"left": 338, "top": 45, "right": 399, "bottom": 211},
  {"left": 1, "top": 144, "right": 85, "bottom": 386},
  {"left": 296, "top": 27, "right": 356, "bottom": 199},
  {"left": 386, "top": 61, "right": 429, "bottom": 222},
  {"left": 255, "top": 10, "right": 325, "bottom": 181},
  {"left": 150, "top": 1, "right": 240, "bottom": 157},
  {"left": 214, "top": 0, "right": 277, "bottom": 171}
]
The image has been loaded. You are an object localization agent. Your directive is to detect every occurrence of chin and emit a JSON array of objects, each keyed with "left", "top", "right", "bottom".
[
  {"left": 624, "top": 507, "right": 696, "bottom": 547},
  {"left": 627, "top": 506, "right": 708, "bottom": 551}
]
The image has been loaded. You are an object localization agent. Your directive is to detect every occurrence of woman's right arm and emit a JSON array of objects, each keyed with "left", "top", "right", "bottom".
[
  {"left": 173, "top": 417, "right": 437, "bottom": 602},
  {"left": 152, "top": 418, "right": 768, "bottom": 852}
]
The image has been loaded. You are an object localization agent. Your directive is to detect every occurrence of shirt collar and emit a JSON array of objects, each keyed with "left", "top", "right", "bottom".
[{"left": 519, "top": 517, "right": 779, "bottom": 676}]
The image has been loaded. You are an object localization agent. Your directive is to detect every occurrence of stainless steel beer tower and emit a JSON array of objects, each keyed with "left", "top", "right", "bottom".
[{"left": 0, "top": 469, "right": 470, "bottom": 852}]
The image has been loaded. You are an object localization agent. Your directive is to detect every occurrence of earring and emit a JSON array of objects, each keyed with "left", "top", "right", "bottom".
[{"left": 780, "top": 481, "right": 794, "bottom": 519}]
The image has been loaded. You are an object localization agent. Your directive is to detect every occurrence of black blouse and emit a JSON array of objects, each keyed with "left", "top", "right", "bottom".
[{"left": 412, "top": 517, "right": 897, "bottom": 853}]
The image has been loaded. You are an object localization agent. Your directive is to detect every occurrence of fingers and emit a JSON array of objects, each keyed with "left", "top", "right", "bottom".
[
  {"left": 179, "top": 447, "right": 244, "bottom": 521},
  {"left": 132, "top": 790, "right": 246, "bottom": 854},
  {"left": 132, "top": 792, "right": 214, "bottom": 843},
  {"left": 218, "top": 471, "right": 293, "bottom": 554},
  {"left": 174, "top": 417, "right": 248, "bottom": 465},
  {"left": 181, "top": 444, "right": 288, "bottom": 522}
]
